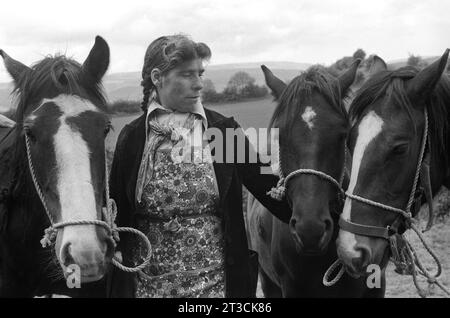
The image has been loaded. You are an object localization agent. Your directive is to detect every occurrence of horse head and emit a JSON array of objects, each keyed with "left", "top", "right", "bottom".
[
  {"left": 1, "top": 36, "right": 114, "bottom": 284},
  {"left": 263, "top": 60, "right": 359, "bottom": 254},
  {"left": 337, "top": 49, "right": 450, "bottom": 277}
]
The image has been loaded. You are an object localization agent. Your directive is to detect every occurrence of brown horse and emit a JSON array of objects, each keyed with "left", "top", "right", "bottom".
[
  {"left": 337, "top": 50, "right": 450, "bottom": 279},
  {"left": 247, "top": 62, "right": 384, "bottom": 297},
  {"left": 0, "top": 36, "right": 114, "bottom": 297}
]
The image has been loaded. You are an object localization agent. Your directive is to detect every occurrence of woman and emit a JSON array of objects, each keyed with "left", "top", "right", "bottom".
[{"left": 107, "top": 34, "right": 290, "bottom": 298}]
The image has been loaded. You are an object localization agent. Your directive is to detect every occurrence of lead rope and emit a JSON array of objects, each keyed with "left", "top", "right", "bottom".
[
  {"left": 26, "top": 135, "right": 152, "bottom": 273},
  {"left": 323, "top": 147, "right": 348, "bottom": 287}
]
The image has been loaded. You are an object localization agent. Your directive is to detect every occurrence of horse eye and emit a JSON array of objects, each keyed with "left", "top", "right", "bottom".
[{"left": 392, "top": 143, "right": 409, "bottom": 155}]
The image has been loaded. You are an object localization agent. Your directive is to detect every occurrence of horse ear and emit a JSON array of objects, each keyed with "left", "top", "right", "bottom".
[
  {"left": 406, "top": 49, "right": 449, "bottom": 103},
  {"left": 367, "top": 55, "right": 387, "bottom": 77},
  {"left": 82, "top": 36, "right": 110, "bottom": 83},
  {"left": 338, "top": 59, "right": 361, "bottom": 96},
  {"left": 0, "top": 49, "right": 32, "bottom": 83},
  {"left": 261, "top": 65, "right": 286, "bottom": 99}
]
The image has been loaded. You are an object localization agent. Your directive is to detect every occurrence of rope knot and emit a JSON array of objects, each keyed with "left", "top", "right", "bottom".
[
  {"left": 40, "top": 226, "right": 58, "bottom": 248},
  {"left": 267, "top": 178, "right": 286, "bottom": 201},
  {"left": 103, "top": 198, "right": 120, "bottom": 244},
  {"left": 427, "top": 277, "right": 437, "bottom": 284}
]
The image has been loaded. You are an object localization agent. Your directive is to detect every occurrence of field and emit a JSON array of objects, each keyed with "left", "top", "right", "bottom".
[
  {"left": 110, "top": 97, "right": 450, "bottom": 298},
  {"left": 107, "top": 97, "right": 278, "bottom": 150}
]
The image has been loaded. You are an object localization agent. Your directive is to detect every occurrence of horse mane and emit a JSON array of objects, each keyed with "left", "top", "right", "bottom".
[
  {"left": 268, "top": 65, "right": 348, "bottom": 132},
  {"left": 13, "top": 54, "right": 107, "bottom": 121},
  {"left": 349, "top": 66, "right": 450, "bottom": 168}
]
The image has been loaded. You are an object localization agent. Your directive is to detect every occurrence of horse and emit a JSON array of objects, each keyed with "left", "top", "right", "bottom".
[
  {"left": 0, "top": 36, "right": 115, "bottom": 297},
  {"left": 247, "top": 62, "right": 384, "bottom": 297},
  {"left": 336, "top": 50, "right": 450, "bottom": 283}
]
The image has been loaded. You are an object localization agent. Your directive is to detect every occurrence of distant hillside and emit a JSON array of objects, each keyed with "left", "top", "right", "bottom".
[
  {"left": 1, "top": 57, "right": 447, "bottom": 111},
  {"left": 0, "top": 61, "right": 310, "bottom": 111},
  {"left": 102, "top": 61, "right": 310, "bottom": 103}
]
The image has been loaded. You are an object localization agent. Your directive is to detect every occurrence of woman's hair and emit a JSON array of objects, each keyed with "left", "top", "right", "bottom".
[{"left": 140, "top": 34, "right": 212, "bottom": 111}]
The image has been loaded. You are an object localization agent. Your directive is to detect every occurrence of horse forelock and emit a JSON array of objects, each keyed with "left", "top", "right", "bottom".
[
  {"left": 269, "top": 66, "right": 347, "bottom": 131},
  {"left": 13, "top": 54, "right": 107, "bottom": 122}
]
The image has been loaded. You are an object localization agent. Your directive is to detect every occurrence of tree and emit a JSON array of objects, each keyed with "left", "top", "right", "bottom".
[
  {"left": 202, "top": 78, "right": 216, "bottom": 93},
  {"left": 224, "top": 71, "right": 256, "bottom": 95},
  {"left": 407, "top": 54, "right": 429, "bottom": 69},
  {"left": 353, "top": 48, "right": 366, "bottom": 61},
  {"left": 201, "top": 78, "right": 222, "bottom": 103}
]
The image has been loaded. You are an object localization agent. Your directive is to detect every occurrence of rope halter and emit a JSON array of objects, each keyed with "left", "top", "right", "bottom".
[
  {"left": 267, "top": 145, "right": 347, "bottom": 202},
  {"left": 25, "top": 134, "right": 152, "bottom": 273}
]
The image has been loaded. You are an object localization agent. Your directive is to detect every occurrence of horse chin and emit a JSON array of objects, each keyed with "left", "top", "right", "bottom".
[
  {"left": 300, "top": 248, "right": 328, "bottom": 257},
  {"left": 294, "top": 238, "right": 329, "bottom": 256},
  {"left": 80, "top": 273, "right": 105, "bottom": 283},
  {"left": 61, "top": 263, "right": 106, "bottom": 283}
]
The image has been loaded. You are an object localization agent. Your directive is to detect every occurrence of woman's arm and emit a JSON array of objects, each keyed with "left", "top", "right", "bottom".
[{"left": 232, "top": 121, "right": 291, "bottom": 223}]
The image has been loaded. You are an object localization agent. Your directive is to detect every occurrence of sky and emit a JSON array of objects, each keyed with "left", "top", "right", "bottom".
[{"left": 0, "top": 0, "right": 448, "bottom": 82}]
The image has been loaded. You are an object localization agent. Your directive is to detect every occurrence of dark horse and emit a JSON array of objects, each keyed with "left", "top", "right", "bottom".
[
  {"left": 0, "top": 36, "right": 115, "bottom": 297},
  {"left": 247, "top": 63, "right": 384, "bottom": 297},
  {"left": 337, "top": 50, "right": 450, "bottom": 280}
]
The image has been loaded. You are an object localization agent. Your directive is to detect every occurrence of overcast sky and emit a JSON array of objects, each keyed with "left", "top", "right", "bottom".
[{"left": 0, "top": 0, "right": 448, "bottom": 82}]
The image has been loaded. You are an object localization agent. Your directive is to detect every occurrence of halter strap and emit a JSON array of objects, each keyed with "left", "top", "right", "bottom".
[{"left": 338, "top": 218, "right": 393, "bottom": 240}]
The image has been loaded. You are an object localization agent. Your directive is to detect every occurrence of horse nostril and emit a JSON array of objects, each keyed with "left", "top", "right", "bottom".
[
  {"left": 61, "top": 242, "right": 75, "bottom": 267},
  {"left": 289, "top": 218, "right": 297, "bottom": 233},
  {"left": 324, "top": 218, "right": 333, "bottom": 233},
  {"left": 353, "top": 245, "right": 371, "bottom": 271}
]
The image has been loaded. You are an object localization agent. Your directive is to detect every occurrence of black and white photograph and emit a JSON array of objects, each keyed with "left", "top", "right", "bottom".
[{"left": 0, "top": 0, "right": 449, "bottom": 301}]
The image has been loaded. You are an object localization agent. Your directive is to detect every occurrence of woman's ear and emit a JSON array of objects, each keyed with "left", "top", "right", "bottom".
[{"left": 151, "top": 68, "right": 162, "bottom": 87}]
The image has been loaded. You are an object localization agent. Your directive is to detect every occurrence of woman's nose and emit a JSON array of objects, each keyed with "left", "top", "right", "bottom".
[{"left": 192, "top": 76, "right": 203, "bottom": 91}]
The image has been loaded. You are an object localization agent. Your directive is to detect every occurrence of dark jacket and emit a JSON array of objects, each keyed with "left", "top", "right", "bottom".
[{"left": 106, "top": 108, "right": 291, "bottom": 298}]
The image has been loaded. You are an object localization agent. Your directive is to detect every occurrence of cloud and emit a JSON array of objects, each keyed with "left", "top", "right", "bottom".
[{"left": 0, "top": 0, "right": 448, "bottom": 83}]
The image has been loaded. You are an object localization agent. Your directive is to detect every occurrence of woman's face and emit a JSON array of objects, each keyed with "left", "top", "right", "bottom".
[{"left": 157, "top": 58, "right": 205, "bottom": 112}]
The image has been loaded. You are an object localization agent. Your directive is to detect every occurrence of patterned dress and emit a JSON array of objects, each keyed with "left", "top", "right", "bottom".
[{"left": 131, "top": 114, "right": 225, "bottom": 298}]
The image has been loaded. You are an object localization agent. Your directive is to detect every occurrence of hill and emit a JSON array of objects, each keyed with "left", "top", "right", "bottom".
[
  {"left": 1, "top": 57, "right": 446, "bottom": 112},
  {"left": 0, "top": 61, "right": 309, "bottom": 111}
]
